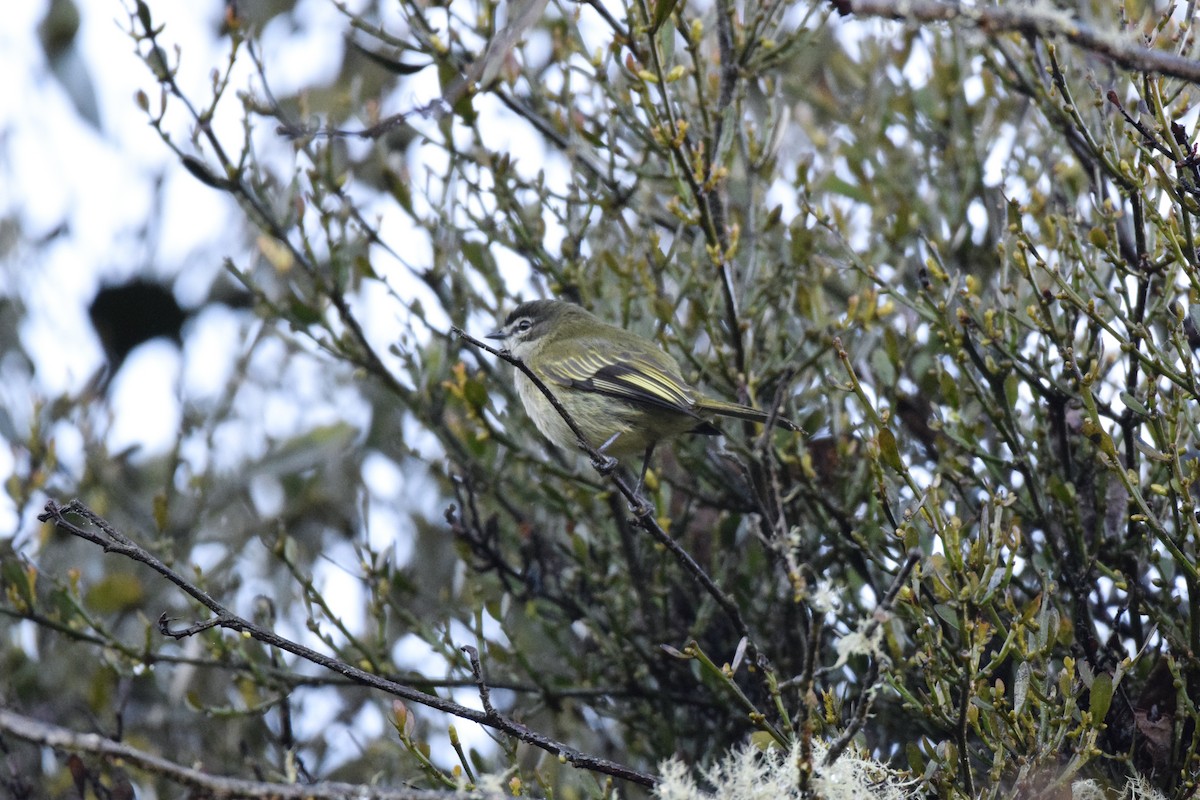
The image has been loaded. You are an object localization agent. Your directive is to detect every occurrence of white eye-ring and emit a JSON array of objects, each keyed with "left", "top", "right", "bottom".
[{"left": 516, "top": 318, "right": 532, "bottom": 332}]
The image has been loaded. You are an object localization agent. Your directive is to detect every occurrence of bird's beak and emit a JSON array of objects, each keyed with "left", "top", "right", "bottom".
[{"left": 485, "top": 327, "right": 506, "bottom": 341}]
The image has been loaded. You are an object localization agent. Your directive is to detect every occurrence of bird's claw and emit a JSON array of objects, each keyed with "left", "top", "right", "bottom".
[
  {"left": 592, "top": 454, "right": 619, "bottom": 474},
  {"left": 628, "top": 496, "right": 653, "bottom": 516}
]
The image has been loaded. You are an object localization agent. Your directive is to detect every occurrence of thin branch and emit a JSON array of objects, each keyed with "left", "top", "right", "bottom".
[
  {"left": 462, "top": 646, "right": 498, "bottom": 718},
  {"left": 35, "top": 500, "right": 658, "bottom": 790},
  {"left": 822, "top": 550, "right": 920, "bottom": 766},
  {"left": 0, "top": 602, "right": 628, "bottom": 697},
  {"left": 0, "top": 708, "right": 511, "bottom": 800},
  {"left": 833, "top": 0, "right": 1200, "bottom": 84}
]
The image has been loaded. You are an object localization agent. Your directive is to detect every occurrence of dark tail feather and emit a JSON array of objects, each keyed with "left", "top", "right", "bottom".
[{"left": 700, "top": 398, "right": 800, "bottom": 431}]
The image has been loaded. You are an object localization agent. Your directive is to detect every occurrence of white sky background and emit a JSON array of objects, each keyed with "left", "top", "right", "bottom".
[
  {"left": 0, "top": 0, "right": 552, "bottom": 471},
  {"left": 0, "top": 0, "right": 430, "bottom": 515},
  {"left": 1, "top": 0, "right": 245, "bottom": 472}
]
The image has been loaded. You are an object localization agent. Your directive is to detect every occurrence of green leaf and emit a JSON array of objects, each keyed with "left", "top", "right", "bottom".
[
  {"left": 650, "top": 0, "right": 682, "bottom": 34},
  {"left": 878, "top": 428, "right": 904, "bottom": 472},
  {"left": 135, "top": 0, "right": 152, "bottom": 31},
  {"left": 934, "top": 603, "right": 959, "bottom": 630},
  {"left": 1089, "top": 671, "right": 1114, "bottom": 722},
  {"left": 1004, "top": 372, "right": 1019, "bottom": 408},
  {"left": 790, "top": 221, "right": 814, "bottom": 267},
  {"left": 822, "top": 175, "right": 869, "bottom": 203},
  {"left": 1, "top": 557, "right": 36, "bottom": 611},
  {"left": 289, "top": 299, "right": 323, "bottom": 326},
  {"left": 152, "top": 493, "right": 168, "bottom": 533},
  {"left": 461, "top": 240, "right": 496, "bottom": 277},
  {"left": 464, "top": 376, "right": 489, "bottom": 410},
  {"left": 905, "top": 742, "right": 926, "bottom": 774},
  {"left": 84, "top": 574, "right": 145, "bottom": 614},
  {"left": 1006, "top": 197, "right": 1021, "bottom": 227},
  {"left": 438, "top": 62, "right": 476, "bottom": 124},
  {"left": 383, "top": 168, "right": 414, "bottom": 215},
  {"left": 180, "top": 155, "right": 228, "bottom": 189},
  {"left": 1013, "top": 661, "right": 1030, "bottom": 712},
  {"left": 871, "top": 348, "right": 896, "bottom": 389},
  {"left": 938, "top": 369, "right": 959, "bottom": 408},
  {"left": 1120, "top": 391, "right": 1148, "bottom": 417}
]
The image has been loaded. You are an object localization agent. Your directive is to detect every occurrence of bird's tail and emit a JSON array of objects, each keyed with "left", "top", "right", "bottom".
[{"left": 699, "top": 397, "right": 800, "bottom": 431}]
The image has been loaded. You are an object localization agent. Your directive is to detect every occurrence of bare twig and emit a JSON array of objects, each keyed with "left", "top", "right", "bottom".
[
  {"left": 0, "top": 707, "right": 512, "bottom": 800},
  {"left": 833, "top": 0, "right": 1200, "bottom": 84},
  {"left": 35, "top": 500, "right": 658, "bottom": 789},
  {"left": 822, "top": 550, "right": 921, "bottom": 766},
  {"left": 461, "top": 646, "right": 498, "bottom": 718}
]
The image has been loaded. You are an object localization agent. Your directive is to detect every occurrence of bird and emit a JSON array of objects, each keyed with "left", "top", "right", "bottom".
[{"left": 486, "top": 299, "right": 797, "bottom": 491}]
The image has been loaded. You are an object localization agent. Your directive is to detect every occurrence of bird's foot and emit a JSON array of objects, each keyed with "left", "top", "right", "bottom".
[
  {"left": 592, "top": 454, "right": 619, "bottom": 474},
  {"left": 628, "top": 495, "right": 654, "bottom": 516},
  {"left": 626, "top": 479, "right": 655, "bottom": 516}
]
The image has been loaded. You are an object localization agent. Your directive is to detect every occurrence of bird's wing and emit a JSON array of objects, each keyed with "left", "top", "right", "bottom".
[{"left": 540, "top": 346, "right": 701, "bottom": 416}]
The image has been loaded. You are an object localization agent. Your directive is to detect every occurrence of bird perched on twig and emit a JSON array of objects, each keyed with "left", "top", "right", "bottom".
[{"left": 487, "top": 299, "right": 797, "bottom": 488}]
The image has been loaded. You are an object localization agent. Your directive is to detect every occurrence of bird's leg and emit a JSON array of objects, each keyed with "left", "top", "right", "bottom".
[
  {"left": 593, "top": 435, "right": 654, "bottom": 513},
  {"left": 633, "top": 443, "right": 656, "bottom": 500},
  {"left": 590, "top": 432, "right": 621, "bottom": 474}
]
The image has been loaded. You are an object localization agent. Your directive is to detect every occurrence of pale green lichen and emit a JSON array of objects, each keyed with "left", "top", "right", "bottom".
[{"left": 655, "top": 739, "right": 913, "bottom": 800}]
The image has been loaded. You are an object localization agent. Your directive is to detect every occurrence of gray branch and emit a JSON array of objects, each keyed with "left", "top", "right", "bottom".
[
  {"left": 0, "top": 707, "right": 511, "bottom": 800},
  {"left": 836, "top": 0, "right": 1200, "bottom": 83}
]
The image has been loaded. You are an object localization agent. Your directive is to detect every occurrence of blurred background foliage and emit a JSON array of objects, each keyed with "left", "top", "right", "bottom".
[{"left": 4, "top": 0, "right": 1200, "bottom": 797}]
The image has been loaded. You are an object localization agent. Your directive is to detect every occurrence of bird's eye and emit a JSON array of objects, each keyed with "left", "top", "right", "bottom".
[{"left": 516, "top": 319, "right": 532, "bottom": 332}]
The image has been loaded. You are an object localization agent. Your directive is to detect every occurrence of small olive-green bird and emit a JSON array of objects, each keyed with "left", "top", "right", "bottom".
[{"left": 487, "top": 299, "right": 796, "bottom": 482}]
